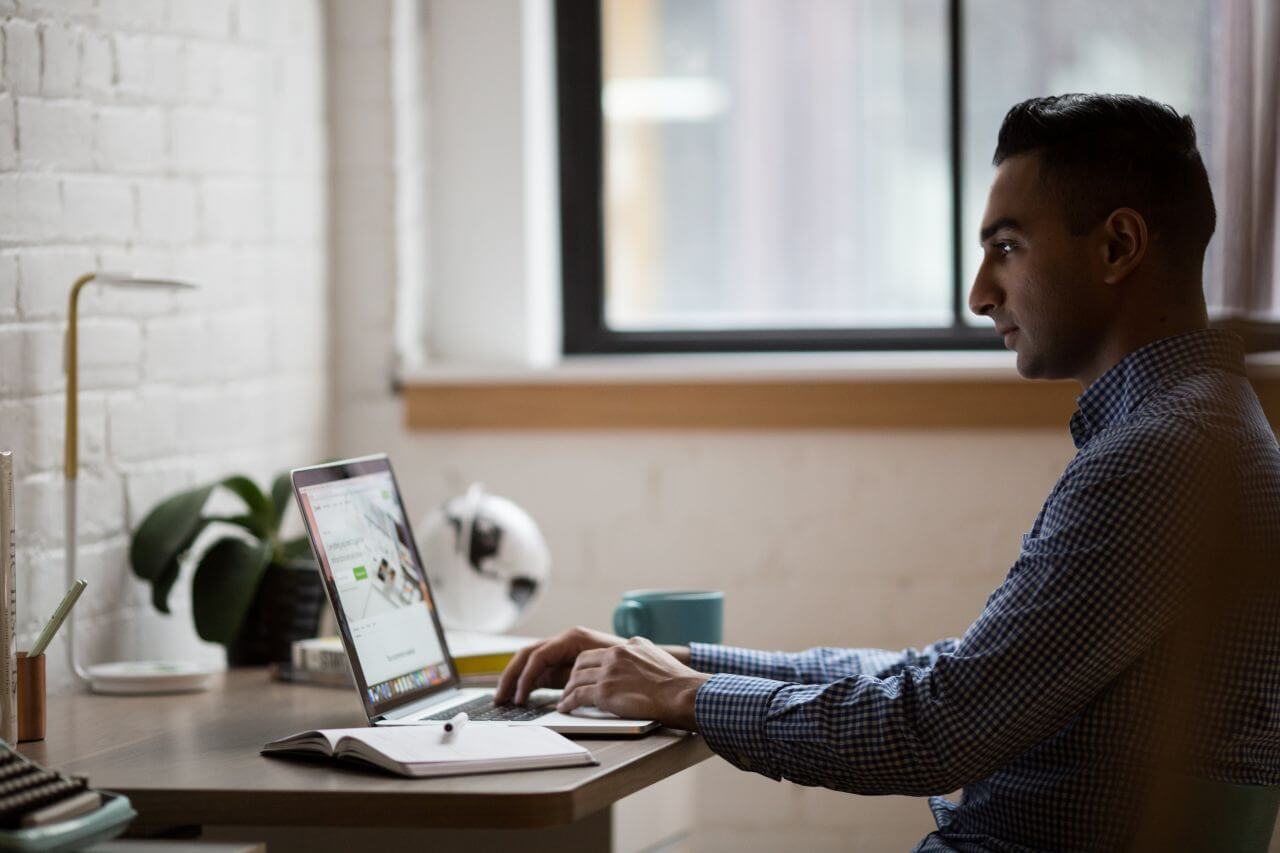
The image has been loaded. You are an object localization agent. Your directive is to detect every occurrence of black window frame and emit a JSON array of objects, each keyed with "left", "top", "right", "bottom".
[{"left": 556, "top": 0, "right": 1280, "bottom": 356}]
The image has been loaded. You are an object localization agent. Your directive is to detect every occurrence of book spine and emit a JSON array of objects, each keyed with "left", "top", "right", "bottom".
[
  {"left": 271, "top": 662, "right": 352, "bottom": 688},
  {"left": 453, "top": 652, "right": 517, "bottom": 677},
  {"left": 303, "top": 647, "right": 348, "bottom": 673},
  {"left": 325, "top": 650, "right": 346, "bottom": 671},
  {"left": 0, "top": 453, "right": 16, "bottom": 745},
  {"left": 291, "top": 639, "right": 349, "bottom": 675}
]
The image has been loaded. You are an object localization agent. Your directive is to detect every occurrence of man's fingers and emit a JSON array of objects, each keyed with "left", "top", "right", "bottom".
[
  {"left": 536, "top": 665, "right": 568, "bottom": 690},
  {"left": 560, "top": 662, "right": 603, "bottom": 699},
  {"left": 497, "top": 640, "right": 548, "bottom": 703},
  {"left": 572, "top": 647, "right": 608, "bottom": 672},
  {"left": 515, "top": 639, "right": 576, "bottom": 703},
  {"left": 495, "top": 643, "right": 537, "bottom": 703},
  {"left": 498, "top": 627, "right": 621, "bottom": 704},
  {"left": 513, "top": 647, "right": 551, "bottom": 704},
  {"left": 557, "top": 682, "right": 599, "bottom": 713}
]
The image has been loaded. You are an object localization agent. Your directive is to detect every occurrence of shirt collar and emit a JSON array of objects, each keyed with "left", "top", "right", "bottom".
[{"left": 1068, "top": 328, "right": 1246, "bottom": 448}]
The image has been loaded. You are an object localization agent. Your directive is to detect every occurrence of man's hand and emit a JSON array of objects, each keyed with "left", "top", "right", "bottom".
[
  {"left": 557, "top": 636, "right": 710, "bottom": 731},
  {"left": 495, "top": 626, "right": 628, "bottom": 705}
]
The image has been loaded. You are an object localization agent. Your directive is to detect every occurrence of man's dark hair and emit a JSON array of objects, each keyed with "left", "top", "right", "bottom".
[{"left": 993, "top": 93, "right": 1216, "bottom": 270}]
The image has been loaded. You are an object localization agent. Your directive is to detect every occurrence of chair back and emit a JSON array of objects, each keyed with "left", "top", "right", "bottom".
[{"left": 1178, "top": 778, "right": 1280, "bottom": 853}]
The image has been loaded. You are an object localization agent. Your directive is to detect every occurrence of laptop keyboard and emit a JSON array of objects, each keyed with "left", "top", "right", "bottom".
[{"left": 419, "top": 694, "right": 555, "bottom": 723}]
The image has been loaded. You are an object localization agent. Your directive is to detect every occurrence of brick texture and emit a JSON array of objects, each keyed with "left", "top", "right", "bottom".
[{"left": 0, "top": 0, "right": 329, "bottom": 691}]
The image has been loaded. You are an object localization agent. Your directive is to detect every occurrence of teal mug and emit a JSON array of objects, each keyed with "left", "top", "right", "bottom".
[{"left": 612, "top": 589, "right": 724, "bottom": 645}]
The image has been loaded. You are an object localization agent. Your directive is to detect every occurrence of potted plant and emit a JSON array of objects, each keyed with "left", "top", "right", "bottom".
[{"left": 129, "top": 472, "right": 326, "bottom": 665}]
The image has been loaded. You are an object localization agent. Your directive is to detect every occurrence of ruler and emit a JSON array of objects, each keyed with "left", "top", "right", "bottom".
[{"left": 0, "top": 452, "right": 16, "bottom": 745}]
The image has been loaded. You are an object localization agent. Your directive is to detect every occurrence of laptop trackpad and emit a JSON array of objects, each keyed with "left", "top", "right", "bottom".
[{"left": 566, "top": 705, "right": 618, "bottom": 719}]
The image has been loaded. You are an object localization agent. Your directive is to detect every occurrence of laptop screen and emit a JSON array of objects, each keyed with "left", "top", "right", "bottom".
[{"left": 294, "top": 456, "right": 457, "bottom": 718}]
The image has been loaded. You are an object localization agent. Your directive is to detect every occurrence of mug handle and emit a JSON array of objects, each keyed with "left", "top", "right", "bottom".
[{"left": 613, "top": 600, "right": 648, "bottom": 638}]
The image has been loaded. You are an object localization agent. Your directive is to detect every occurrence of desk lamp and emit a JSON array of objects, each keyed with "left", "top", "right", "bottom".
[{"left": 65, "top": 272, "right": 217, "bottom": 694}]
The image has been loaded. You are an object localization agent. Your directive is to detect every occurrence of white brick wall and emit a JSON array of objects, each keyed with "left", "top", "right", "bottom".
[{"left": 0, "top": 0, "right": 330, "bottom": 691}]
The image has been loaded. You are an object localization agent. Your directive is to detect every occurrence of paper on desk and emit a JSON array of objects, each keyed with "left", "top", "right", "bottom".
[
  {"left": 340, "top": 724, "right": 589, "bottom": 765},
  {"left": 267, "top": 723, "right": 592, "bottom": 767}
]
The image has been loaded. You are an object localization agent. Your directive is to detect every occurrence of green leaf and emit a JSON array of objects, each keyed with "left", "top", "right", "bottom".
[
  {"left": 280, "top": 535, "right": 314, "bottom": 562},
  {"left": 204, "top": 514, "right": 259, "bottom": 536},
  {"left": 130, "top": 484, "right": 217, "bottom": 613},
  {"left": 219, "top": 475, "right": 273, "bottom": 539},
  {"left": 270, "top": 472, "right": 293, "bottom": 530},
  {"left": 149, "top": 553, "right": 185, "bottom": 615},
  {"left": 191, "top": 538, "right": 273, "bottom": 645}
]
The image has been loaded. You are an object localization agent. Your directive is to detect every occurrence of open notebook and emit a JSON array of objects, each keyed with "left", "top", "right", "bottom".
[{"left": 262, "top": 724, "right": 595, "bottom": 778}]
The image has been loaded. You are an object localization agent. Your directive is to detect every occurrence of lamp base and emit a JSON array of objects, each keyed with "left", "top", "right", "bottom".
[{"left": 85, "top": 661, "right": 220, "bottom": 695}]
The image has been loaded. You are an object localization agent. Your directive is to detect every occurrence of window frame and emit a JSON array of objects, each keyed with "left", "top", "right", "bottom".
[
  {"left": 556, "top": 0, "right": 1280, "bottom": 356},
  {"left": 557, "top": 0, "right": 1002, "bottom": 354}
]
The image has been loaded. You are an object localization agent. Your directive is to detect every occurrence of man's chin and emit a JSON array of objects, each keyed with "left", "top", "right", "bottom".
[
  {"left": 1014, "top": 349, "right": 1048, "bottom": 380},
  {"left": 1015, "top": 349, "right": 1075, "bottom": 382}
]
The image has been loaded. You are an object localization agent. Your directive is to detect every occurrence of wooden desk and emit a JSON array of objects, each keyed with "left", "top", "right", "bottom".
[{"left": 19, "top": 670, "right": 711, "bottom": 851}]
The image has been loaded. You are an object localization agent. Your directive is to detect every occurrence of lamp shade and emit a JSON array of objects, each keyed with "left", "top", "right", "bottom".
[{"left": 91, "top": 273, "right": 197, "bottom": 289}]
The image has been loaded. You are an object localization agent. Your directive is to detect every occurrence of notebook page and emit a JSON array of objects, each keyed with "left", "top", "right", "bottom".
[
  {"left": 342, "top": 725, "right": 588, "bottom": 765},
  {"left": 265, "top": 729, "right": 353, "bottom": 752}
]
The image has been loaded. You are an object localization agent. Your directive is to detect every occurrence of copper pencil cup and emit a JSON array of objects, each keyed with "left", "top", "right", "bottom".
[{"left": 16, "top": 652, "right": 45, "bottom": 742}]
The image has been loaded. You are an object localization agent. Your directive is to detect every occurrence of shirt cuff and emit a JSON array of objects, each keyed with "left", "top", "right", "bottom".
[
  {"left": 694, "top": 673, "right": 784, "bottom": 776},
  {"left": 689, "top": 643, "right": 794, "bottom": 680},
  {"left": 688, "top": 642, "right": 719, "bottom": 673}
]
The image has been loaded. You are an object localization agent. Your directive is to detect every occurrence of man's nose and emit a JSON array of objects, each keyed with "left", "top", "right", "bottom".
[{"left": 968, "top": 262, "right": 1002, "bottom": 319}]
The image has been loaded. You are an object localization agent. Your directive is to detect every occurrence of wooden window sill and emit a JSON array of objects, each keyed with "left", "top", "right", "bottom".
[{"left": 401, "top": 353, "right": 1280, "bottom": 431}]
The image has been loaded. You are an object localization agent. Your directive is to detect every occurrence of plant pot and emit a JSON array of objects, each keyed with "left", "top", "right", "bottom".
[{"left": 226, "top": 558, "right": 327, "bottom": 667}]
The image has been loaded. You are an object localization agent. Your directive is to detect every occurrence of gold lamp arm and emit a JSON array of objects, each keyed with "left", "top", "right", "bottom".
[
  {"left": 64, "top": 272, "right": 96, "bottom": 684},
  {"left": 65, "top": 272, "right": 96, "bottom": 481}
]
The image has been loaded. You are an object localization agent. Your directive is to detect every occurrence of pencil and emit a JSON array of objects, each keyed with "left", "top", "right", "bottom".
[{"left": 28, "top": 580, "right": 87, "bottom": 658}]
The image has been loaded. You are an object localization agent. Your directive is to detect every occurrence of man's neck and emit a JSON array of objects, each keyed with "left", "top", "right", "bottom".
[{"left": 1074, "top": 310, "right": 1209, "bottom": 390}]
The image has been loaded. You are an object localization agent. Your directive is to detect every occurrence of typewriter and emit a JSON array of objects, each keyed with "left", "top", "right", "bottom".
[{"left": 0, "top": 741, "right": 134, "bottom": 850}]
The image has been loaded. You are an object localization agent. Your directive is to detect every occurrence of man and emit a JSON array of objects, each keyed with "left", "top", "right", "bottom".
[{"left": 496, "top": 94, "right": 1280, "bottom": 851}]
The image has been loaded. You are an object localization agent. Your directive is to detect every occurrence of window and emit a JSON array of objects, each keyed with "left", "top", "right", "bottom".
[
  {"left": 556, "top": 0, "right": 1226, "bottom": 354},
  {"left": 960, "top": 0, "right": 1216, "bottom": 326}
]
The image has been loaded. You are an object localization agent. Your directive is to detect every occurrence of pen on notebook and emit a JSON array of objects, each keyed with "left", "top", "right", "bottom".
[
  {"left": 28, "top": 579, "right": 87, "bottom": 658},
  {"left": 443, "top": 711, "right": 468, "bottom": 734}
]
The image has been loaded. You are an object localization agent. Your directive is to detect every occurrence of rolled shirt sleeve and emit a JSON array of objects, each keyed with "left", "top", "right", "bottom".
[{"left": 690, "top": 641, "right": 960, "bottom": 683}]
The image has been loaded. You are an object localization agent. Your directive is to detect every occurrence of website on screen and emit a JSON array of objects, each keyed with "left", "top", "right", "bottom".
[{"left": 298, "top": 472, "right": 451, "bottom": 703}]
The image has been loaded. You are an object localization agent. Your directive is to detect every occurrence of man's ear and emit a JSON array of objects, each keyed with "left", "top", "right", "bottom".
[{"left": 1099, "top": 208, "right": 1148, "bottom": 284}]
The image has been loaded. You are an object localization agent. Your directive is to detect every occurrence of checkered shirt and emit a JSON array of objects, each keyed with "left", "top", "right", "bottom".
[{"left": 690, "top": 329, "right": 1280, "bottom": 852}]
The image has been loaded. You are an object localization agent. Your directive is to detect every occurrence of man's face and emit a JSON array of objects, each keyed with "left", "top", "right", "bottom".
[{"left": 968, "top": 153, "right": 1113, "bottom": 382}]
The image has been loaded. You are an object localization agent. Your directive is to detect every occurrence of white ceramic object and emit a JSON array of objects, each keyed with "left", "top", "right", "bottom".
[{"left": 85, "top": 661, "right": 220, "bottom": 695}]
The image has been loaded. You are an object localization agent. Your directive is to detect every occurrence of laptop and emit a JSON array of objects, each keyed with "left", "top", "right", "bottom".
[{"left": 292, "top": 454, "right": 659, "bottom": 735}]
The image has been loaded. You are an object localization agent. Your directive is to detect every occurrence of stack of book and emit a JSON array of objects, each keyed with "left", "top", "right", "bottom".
[
  {"left": 283, "top": 636, "right": 351, "bottom": 687},
  {"left": 275, "top": 631, "right": 539, "bottom": 688}
]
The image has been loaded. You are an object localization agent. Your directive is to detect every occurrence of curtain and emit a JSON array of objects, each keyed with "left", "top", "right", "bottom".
[{"left": 1212, "top": 0, "right": 1280, "bottom": 320}]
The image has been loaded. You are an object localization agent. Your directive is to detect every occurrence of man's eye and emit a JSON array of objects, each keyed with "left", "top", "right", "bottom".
[{"left": 993, "top": 241, "right": 1015, "bottom": 256}]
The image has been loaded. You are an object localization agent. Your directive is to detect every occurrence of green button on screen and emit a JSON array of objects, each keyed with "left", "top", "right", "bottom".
[{"left": 353, "top": 565, "right": 368, "bottom": 580}]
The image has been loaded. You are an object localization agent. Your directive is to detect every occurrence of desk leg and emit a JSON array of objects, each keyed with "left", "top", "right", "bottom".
[{"left": 203, "top": 807, "right": 613, "bottom": 853}]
